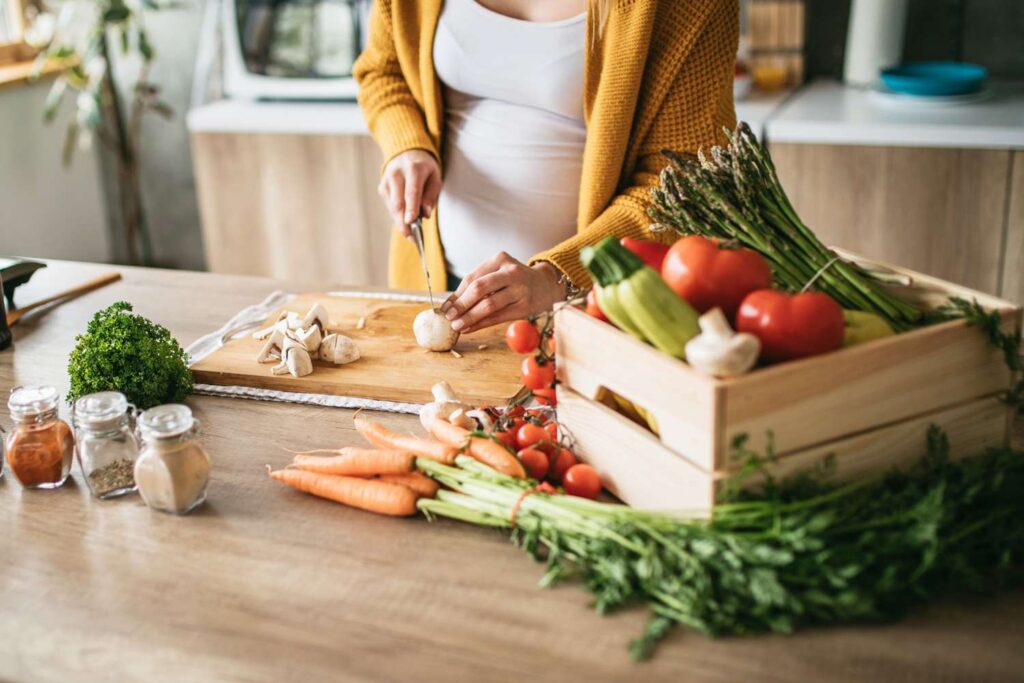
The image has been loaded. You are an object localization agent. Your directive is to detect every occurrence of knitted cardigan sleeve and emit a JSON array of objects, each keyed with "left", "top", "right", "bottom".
[
  {"left": 352, "top": 0, "right": 438, "bottom": 167},
  {"left": 531, "top": 1, "right": 739, "bottom": 288}
]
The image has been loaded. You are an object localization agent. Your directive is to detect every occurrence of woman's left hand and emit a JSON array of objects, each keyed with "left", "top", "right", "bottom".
[{"left": 440, "top": 252, "right": 566, "bottom": 333}]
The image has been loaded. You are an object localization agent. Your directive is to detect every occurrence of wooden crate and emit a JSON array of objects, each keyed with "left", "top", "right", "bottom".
[{"left": 554, "top": 253, "right": 1021, "bottom": 513}]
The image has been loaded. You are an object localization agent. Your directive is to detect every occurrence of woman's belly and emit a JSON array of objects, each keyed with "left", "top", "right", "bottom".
[{"left": 438, "top": 91, "right": 587, "bottom": 278}]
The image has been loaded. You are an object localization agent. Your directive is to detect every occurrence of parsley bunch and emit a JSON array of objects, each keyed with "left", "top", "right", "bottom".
[
  {"left": 416, "top": 429, "right": 1024, "bottom": 660},
  {"left": 67, "top": 301, "right": 193, "bottom": 409}
]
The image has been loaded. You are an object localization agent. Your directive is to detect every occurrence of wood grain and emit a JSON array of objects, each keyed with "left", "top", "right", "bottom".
[
  {"left": 191, "top": 132, "right": 391, "bottom": 287},
  {"left": 190, "top": 292, "right": 522, "bottom": 406},
  {"left": 1003, "top": 151, "right": 1024, "bottom": 305},
  {"left": 769, "top": 143, "right": 1011, "bottom": 295},
  {"left": 3, "top": 261, "right": 1024, "bottom": 683}
]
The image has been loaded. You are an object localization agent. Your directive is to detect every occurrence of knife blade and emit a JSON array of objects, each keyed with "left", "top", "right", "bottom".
[{"left": 408, "top": 217, "right": 436, "bottom": 309}]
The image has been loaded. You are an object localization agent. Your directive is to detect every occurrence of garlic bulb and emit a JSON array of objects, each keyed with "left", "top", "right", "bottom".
[
  {"left": 319, "top": 333, "right": 361, "bottom": 365},
  {"left": 413, "top": 308, "right": 459, "bottom": 351}
]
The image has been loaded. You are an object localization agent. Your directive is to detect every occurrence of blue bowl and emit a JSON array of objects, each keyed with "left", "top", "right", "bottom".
[{"left": 880, "top": 62, "right": 988, "bottom": 97}]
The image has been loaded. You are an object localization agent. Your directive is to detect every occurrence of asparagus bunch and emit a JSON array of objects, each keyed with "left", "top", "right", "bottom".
[
  {"left": 416, "top": 433, "right": 1024, "bottom": 660},
  {"left": 649, "top": 123, "right": 921, "bottom": 330}
]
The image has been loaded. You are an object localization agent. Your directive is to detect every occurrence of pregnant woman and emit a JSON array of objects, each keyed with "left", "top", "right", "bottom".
[{"left": 355, "top": 0, "right": 737, "bottom": 333}]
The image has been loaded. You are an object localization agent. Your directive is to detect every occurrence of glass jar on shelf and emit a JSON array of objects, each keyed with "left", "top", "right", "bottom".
[
  {"left": 134, "top": 404, "right": 211, "bottom": 515},
  {"left": 73, "top": 391, "right": 140, "bottom": 499},
  {"left": 5, "top": 385, "right": 75, "bottom": 489}
]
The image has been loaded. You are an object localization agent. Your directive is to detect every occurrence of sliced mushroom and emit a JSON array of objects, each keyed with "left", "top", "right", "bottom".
[
  {"left": 256, "top": 328, "right": 285, "bottom": 363},
  {"left": 294, "top": 325, "right": 323, "bottom": 358},
  {"left": 319, "top": 333, "right": 361, "bottom": 365},
  {"left": 280, "top": 336, "right": 314, "bottom": 378},
  {"left": 301, "top": 303, "right": 330, "bottom": 333},
  {"left": 418, "top": 381, "right": 472, "bottom": 431}
]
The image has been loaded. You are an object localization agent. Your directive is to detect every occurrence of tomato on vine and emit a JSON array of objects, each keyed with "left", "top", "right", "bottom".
[
  {"left": 506, "top": 320, "right": 540, "bottom": 354},
  {"left": 515, "top": 422, "right": 548, "bottom": 450},
  {"left": 522, "top": 356, "right": 555, "bottom": 391},
  {"left": 563, "top": 464, "right": 601, "bottom": 499},
  {"left": 517, "top": 448, "right": 550, "bottom": 480}
]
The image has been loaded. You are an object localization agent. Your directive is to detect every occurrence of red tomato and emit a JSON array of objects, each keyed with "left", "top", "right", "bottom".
[
  {"left": 736, "top": 289, "right": 845, "bottom": 362},
  {"left": 516, "top": 422, "right": 548, "bottom": 450},
  {"left": 661, "top": 236, "right": 773, "bottom": 318},
  {"left": 525, "top": 408, "right": 548, "bottom": 424},
  {"left": 495, "top": 429, "right": 518, "bottom": 450},
  {"left": 585, "top": 288, "right": 610, "bottom": 324},
  {"left": 621, "top": 237, "right": 671, "bottom": 271},
  {"left": 517, "top": 448, "right": 550, "bottom": 480},
  {"left": 506, "top": 320, "right": 540, "bottom": 354},
  {"left": 550, "top": 448, "right": 578, "bottom": 481},
  {"left": 506, "top": 405, "right": 526, "bottom": 419},
  {"left": 521, "top": 356, "right": 555, "bottom": 390},
  {"left": 544, "top": 422, "right": 558, "bottom": 441},
  {"left": 563, "top": 464, "right": 602, "bottom": 499},
  {"left": 532, "top": 387, "right": 557, "bottom": 407}
]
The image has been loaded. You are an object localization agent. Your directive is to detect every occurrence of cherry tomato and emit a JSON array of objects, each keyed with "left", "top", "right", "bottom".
[
  {"left": 544, "top": 422, "right": 558, "bottom": 441},
  {"left": 521, "top": 356, "right": 555, "bottom": 390},
  {"left": 550, "top": 448, "right": 578, "bottom": 481},
  {"left": 495, "top": 429, "right": 518, "bottom": 450},
  {"left": 563, "top": 464, "right": 602, "bottom": 499},
  {"left": 516, "top": 422, "right": 548, "bottom": 450},
  {"left": 525, "top": 408, "right": 548, "bottom": 424},
  {"left": 506, "top": 320, "right": 540, "bottom": 354},
  {"left": 517, "top": 448, "right": 550, "bottom": 480},
  {"left": 506, "top": 405, "right": 526, "bottom": 419},
  {"left": 532, "top": 387, "right": 557, "bottom": 407}
]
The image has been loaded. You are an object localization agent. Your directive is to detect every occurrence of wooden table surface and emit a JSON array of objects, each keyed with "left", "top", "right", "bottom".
[{"left": 2, "top": 261, "right": 1023, "bottom": 683}]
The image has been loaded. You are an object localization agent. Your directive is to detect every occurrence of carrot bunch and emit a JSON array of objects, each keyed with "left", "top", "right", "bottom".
[{"left": 267, "top": 410, "right": 525, "bottom": 517}]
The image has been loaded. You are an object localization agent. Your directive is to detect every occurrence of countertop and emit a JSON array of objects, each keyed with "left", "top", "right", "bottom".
[
  {"left": 767, "top": 80, "right": 1024, "bottom": 150},
  {"left": 186, "top": 89, "right": 793, "bottom": 139},
  {"left": 3, "top": 261, "right": 1024, "bottom": 683}
]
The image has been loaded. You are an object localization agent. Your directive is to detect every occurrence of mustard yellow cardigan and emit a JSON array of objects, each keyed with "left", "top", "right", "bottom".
[{"left": 354, "top": 0, "right": 738, "bottom": 290}]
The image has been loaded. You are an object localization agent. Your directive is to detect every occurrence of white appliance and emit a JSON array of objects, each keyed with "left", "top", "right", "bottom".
[
  {"left": 844, "top": 0, "right": 909, "bottom": 87},
  {"left": 222, "top": 0, "right": 370, "bottom": 100}
]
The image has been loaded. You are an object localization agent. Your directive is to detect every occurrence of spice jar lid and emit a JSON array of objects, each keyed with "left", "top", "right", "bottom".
[
  {"left": 8, "top": 385, "right": 59, "bottom": 419},
  {"left": 138, "top": 404, "right": 195, "bottom": 439},
  {"left": 74, "top": 391, "right": 129, "bottom": 427}
]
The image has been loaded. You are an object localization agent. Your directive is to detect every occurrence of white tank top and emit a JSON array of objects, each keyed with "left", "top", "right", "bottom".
[{"left": 433, "top": 0, "right": 587, "bottom": 278}]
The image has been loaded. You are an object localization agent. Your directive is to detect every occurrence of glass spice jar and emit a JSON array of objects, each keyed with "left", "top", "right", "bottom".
[
  {"left": 5, "top": 385, "right": 75, "bottom": 489},
  {"left": 74, "top": 391, "right": 140, "bottom": 499},
  {"left": 134, "top": 404, "right": 211, "bottom": 515}
]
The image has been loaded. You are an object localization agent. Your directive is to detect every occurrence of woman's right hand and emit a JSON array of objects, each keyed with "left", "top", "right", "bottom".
[{"left": 378, "top": 149, "right": 442, "bottom": 237}]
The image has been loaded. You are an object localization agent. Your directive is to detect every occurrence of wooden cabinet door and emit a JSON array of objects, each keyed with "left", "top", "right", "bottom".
[
  {"left": 1003, "top": 151, "right": 1024, "bottom": 306},
  {"left": 191, "top": 133, "right": 391, "bottom": 287},
  {"left": 769, "top": 143, "right": 1011, "bottom": 296}
]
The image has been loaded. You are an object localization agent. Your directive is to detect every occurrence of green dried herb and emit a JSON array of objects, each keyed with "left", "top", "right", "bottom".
[
  {"left": 936, "top": 297, "right": 1023, "bottom": 414},
  {"left": 67, "top": 301, "right": 193, "bottom": 409}
]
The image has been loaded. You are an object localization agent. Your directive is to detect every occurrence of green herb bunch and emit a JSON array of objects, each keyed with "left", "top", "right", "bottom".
[
  {"left": 416, "top": 429, "right": 1024, "bottom": 660},
  {"left": 67, "top": 301, "right": 193, "bottom": 409}
]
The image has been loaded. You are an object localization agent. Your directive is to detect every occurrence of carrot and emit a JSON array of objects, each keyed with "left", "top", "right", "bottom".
[
  {"left": 377, "top": 472, "right": 440, "bottom": 498},
  {"left": 353, "top": 413, "right": 457, "bottom": 464},
  {"left": 426, "top": 418, "right": 526, "bottom": 479},
  {"left": 268, "top": 467, "right": 419, "bottom": 517},
  {"left": 290, "top": 448, "right": 415, "bottom": 476}
]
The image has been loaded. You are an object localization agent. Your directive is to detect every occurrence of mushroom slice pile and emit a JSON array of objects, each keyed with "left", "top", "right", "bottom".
[{"left": 253, "top": 303, "right": 361, "bottom": 378}]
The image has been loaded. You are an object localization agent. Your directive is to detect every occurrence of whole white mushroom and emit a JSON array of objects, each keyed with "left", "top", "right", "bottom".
[{"left": 413, "top": 308, "right": 460, "bottom": 352}]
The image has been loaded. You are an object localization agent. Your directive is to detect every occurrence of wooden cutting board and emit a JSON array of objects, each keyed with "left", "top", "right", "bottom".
[{"left": 190, "top": 293, "right": 523, "bottom": 406}]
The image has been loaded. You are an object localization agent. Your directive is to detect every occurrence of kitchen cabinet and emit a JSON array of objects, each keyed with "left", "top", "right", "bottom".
[
  {"left": 766, "top": 81, "right": 1024, "bottom": 301},
  {"left": 188, "top": 101, "right": 391, "bottom": 287},
  {"left": 1004, "top": 152, "right": 1024, "bottom": 305},
  {"left": 770, "top": 143, "right": 1011, "bottom": 295}
]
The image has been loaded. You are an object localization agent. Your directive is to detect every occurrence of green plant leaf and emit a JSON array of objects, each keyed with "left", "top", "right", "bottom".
[
  {"left": 43, "top": 78, "right": 68, "bottom": 122},
  {"left": 138, "top": 28, "right": 154, "bottom": 61},
  {"left": 62, "top": 121, "right": 79, "bottom": 166}
]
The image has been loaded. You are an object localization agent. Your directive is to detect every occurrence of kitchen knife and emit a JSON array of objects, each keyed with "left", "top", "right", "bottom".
[{"left": 408, "top": 217, "right": 437, "bottom": 309}]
